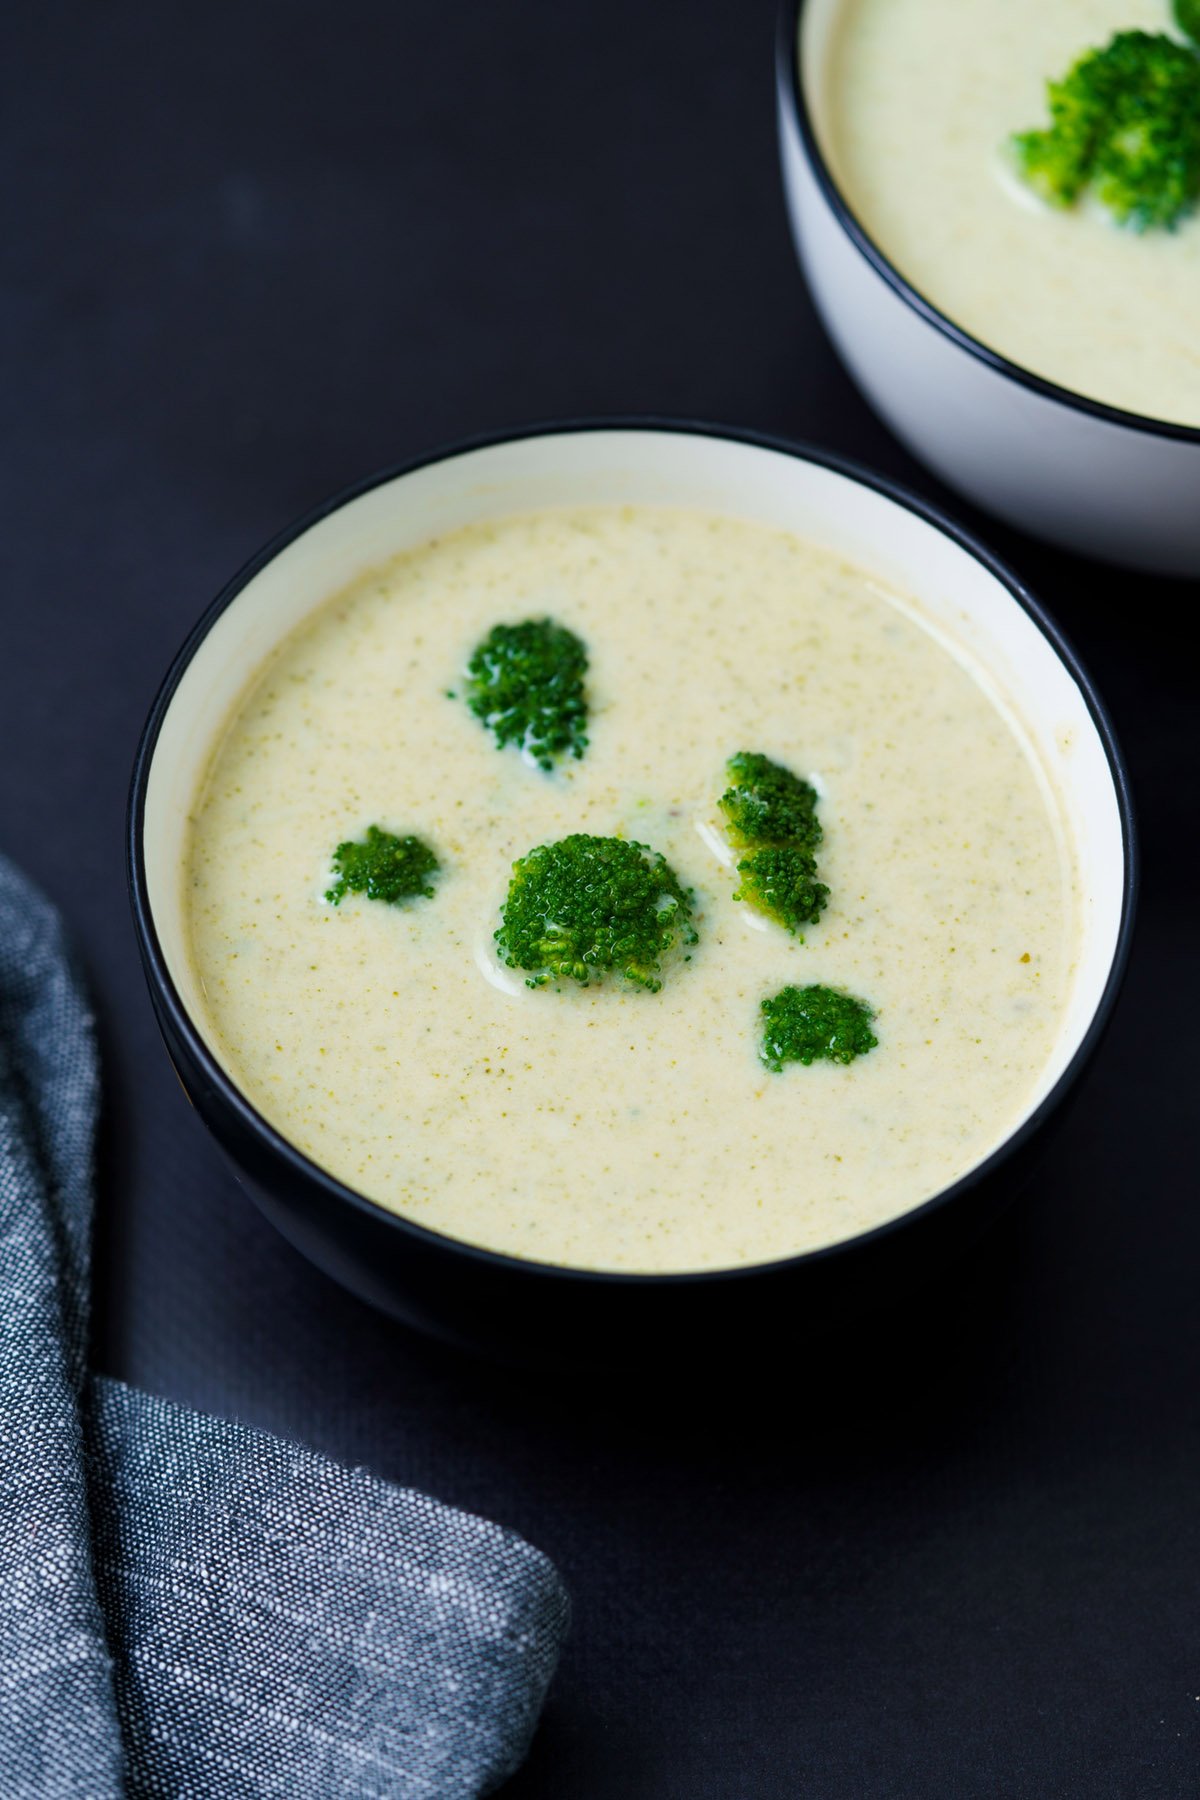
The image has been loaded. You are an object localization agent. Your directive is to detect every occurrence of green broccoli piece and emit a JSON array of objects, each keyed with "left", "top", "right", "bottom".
[
  {"left": 733, "top": 845, "right": 829, "bottom": 934},
  {"left": 720, "top": 750, "right": 822, "bottom": 849},
  {"left": 760, "top": 984, "right": 878, "bottom": 1072},
  {"left": 1177, "top": 0, "right": 1200, "bottom": 50},
  {"left": 718, "top": 751, "right": 828, "bottom": 934},
  {"left": 326, "top": 826, "right": 440, "bottom": 906},
  {"left": 1011, "top": 30, "right": 1200, "bottom": 232},
  {"left": 494, "top": 834, "right": 698, "bottom": 991},
  {"left": 464, "top": 618, "right": 588, "bottom": 770}
]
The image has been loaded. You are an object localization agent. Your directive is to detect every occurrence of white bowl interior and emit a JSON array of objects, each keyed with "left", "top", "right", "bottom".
[
  {"left": 798, "top": 0, "right": 840, "bottom": 145},
  {"left": 144, "top": 428, "right": 1125, "bottom": 1164}
]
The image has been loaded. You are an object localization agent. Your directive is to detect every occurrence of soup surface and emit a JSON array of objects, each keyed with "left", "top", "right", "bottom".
[
  {"left": 817, "top": 0, "right": 1200, "bottom": 426},
  {"left": 186, "top": 507, "right": 1077, "bottom": 1273}
]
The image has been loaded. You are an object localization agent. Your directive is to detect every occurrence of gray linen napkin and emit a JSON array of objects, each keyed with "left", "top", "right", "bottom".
[{"left": 0, "top": 852, "right": 569, "bottom": 1799}]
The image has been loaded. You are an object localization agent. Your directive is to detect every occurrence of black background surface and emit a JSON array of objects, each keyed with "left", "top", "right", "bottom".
[{"left": 2, "top": 3, "right": 1196, "bottom": 1795}]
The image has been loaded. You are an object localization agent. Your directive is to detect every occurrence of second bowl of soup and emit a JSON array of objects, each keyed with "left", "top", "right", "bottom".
[{"left": 777, "top": 0, "right": 1200, "bottom": 573}]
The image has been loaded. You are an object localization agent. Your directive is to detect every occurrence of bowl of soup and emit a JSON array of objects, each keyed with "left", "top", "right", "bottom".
[
  {"left": 128, "top": 424, "right": 1135, "bottom": 1364},
  {"left": 777, "top": 0, "right": 1200, "bottom": 574}
]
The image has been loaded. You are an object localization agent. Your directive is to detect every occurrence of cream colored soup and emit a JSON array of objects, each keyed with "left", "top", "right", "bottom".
[
  {"left": 818, "top": 0, "right": 1200, "bottom": 426},
  {"left": 186, "top": 507, "right": 1076, "bottom": 1273}
]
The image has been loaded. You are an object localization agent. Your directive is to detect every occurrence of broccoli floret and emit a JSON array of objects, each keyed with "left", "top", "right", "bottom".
[
  {"left": 760, "top": 984, "right": 878, "bottom": 1072},
  {"left": 464, "top": 618, "right": 588, "bottom": 770},
  {"left": 733, "top": 845, "right": 829, "bottom": 935},
  {"left": 325, "top": 826, "right": 440, "bottom": 906},
  {"left": 719, "top": 750, "right": 822, "bottom": 849},
  {"left": 1011, "top": 30, "right": 1200, "bottom": 231},
  {"left": 718, "top": 751, "right": 828, "bottom": 934},
  {"left": 1177, "top": 0, "right": 1200, "bottom": 49},
  {"left": 494, "top": 834, "right": 698, "bottom": 991}
]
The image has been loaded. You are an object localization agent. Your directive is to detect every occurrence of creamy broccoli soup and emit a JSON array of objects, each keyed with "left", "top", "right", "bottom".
[
  {"left": 816, "top": 0, "right": 1200, "bottom": 426},
  {"left": 185, "top": 507, "right": 1077, "bottom": 1274}
]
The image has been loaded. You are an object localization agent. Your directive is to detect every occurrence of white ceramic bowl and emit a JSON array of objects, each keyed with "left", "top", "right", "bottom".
[
  {"left": 776, "top": 0, "right": 1200, "bottom": 576},
  {"left": 129, "top": 423, "right": 1135, "bottom": 1360}
]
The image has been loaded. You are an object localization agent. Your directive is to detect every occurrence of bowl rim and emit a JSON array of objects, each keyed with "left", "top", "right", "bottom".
[
  {"left": 127, "top": 417, "right": 1139, "bottom": 1289},
  {"left": 777, "top": 0, "right": 1200, "bottom": 448}
]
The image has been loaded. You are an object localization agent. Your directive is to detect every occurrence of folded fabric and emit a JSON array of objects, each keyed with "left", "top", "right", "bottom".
[{"left": 0, "top": 853, "right": 569, "bottom": 1799}]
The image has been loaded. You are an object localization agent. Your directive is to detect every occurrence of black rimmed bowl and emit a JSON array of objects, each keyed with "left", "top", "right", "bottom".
[
  {"left": 128, "top": 423, "right": 1136, "bottom": 1367},
  {"left": 776, "top": 0, "right": 1200, "bottom": 576}
]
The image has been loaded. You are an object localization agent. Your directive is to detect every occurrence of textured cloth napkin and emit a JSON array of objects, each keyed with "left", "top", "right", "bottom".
[{"left": 0, "top": 853, "right": 569, "bottom": 1799}]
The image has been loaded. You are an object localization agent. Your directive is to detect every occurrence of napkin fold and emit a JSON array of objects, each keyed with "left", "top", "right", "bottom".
[{"left": 0, "top": 853, "right": 568, "bottom": 1799}]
